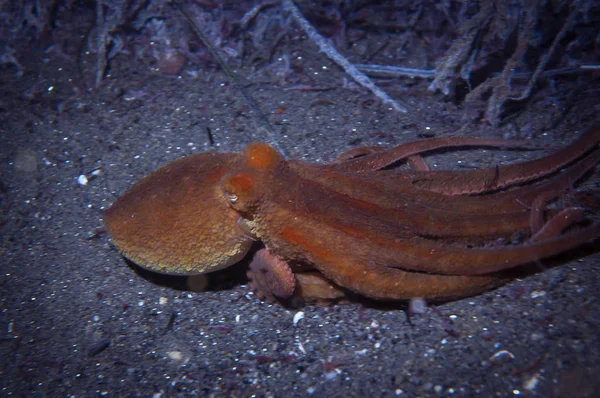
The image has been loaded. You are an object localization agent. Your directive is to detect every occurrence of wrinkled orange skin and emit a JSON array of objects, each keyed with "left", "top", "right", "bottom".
[{"left": 105, "top": 126, "right": 600, "bottom": 304}]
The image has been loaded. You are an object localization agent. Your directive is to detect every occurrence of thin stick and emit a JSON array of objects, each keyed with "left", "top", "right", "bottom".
[
  {"left": 356, "top": 64, "right": 435, "bottom": 79},
  {"left": 240, "top": 1, "right": 278, "bottom": 29},
  {"left": 510, "top": 7, "right": 579, "bottom": 101},
  {"left": 173, "top": 0, "right": 285, "bottom": 154},
  {"left": 95, "top": 0, "right": 108, "bottom": 88},
  {"left": 356, "top": 64, "right": 590, "bottom": 80},
  {"left": 282, "top": 0, "right": 408, "bottom": 113}
]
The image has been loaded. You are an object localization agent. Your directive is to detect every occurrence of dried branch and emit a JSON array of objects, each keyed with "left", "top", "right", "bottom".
[
  {"left": 356, "top": 64, "right": 589, "bottom": 81},
  {"left": 355, "top": 64, "right": 434, "bottom": 79},
  {"left": 282, "top": 0, "right": 408, "bottom": 113},
  {"left": 240, "top": 1, "right": 278, "bottom": 30},
  {"left": 509, "top": 5, "right": 579, "bottom": 101},
  {"left": 429, "top": 0, "right": 592, "bottom": 126},
  {"left": 464, "top": 5, "right": 538, "bottom": 125},
  {"left": 95, "top": 0, "right": 108, "bottom": 88},
  {"left": 428, "top": 1, "right": 494, "bottom": 95},
  {"left": 93, "top": 0, "right": 152, "bottom": 87},
  {"left": 0, "top": 46, "right": 23, "bottom": 77},
  {"left": 174, "top": 0, "right": 283, "bottom": 154}
]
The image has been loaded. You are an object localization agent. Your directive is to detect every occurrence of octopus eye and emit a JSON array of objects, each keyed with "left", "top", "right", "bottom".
[
  {"left": 221, "top": 171, "right": 255, "bottom": 210},
  {"left": 226, "top": 192, "right": 238, "bottom": 203}
]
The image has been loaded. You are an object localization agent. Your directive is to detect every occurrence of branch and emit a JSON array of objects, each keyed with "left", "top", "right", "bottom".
[
  {"left": 173, "top": 0, "right": 284, "bottom": 154},
  {"left": 355, "top": 64, "right": 435, "bottom": 79},
  {"left": 509, "top": 6, "right": 579, "bottom": 101},
  {"left": 282, "top": 0, "right": 408, "bottom": 113},
  {"left": 95, "top": 0, "right": 108, "bottom": 88}
]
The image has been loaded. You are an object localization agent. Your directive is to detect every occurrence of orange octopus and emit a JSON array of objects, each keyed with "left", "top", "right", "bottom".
[{"left": 104, "top": 125, "right": 600, "bottom": 305}]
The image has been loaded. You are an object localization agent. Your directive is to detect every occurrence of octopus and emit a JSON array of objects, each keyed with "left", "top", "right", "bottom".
[{"left": 104, "top": 125, "right": 600, "bottom": 306}]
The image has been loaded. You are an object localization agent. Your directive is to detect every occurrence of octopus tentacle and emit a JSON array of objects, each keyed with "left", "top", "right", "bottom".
[
  {"left": 529, "top": 191, "right": 566, "bottom": 232},
  {"left": 332, "top": 146, "right": 385, "bottom": 162},
  {"left": 406, "top": 155, "right": 430, "bottom": 171},
  {"left": 529, "top": 207, "right": 586, "bottom": 242},
  {"left": 247, "top": 248, "right": 296, "bottom": 300},
  {"left": 300, "top": 181, "right": 535, "bottom": 239},
  {"left": 270, "top": 221, "right": 506, "bottom": 301},
  {"left": 410, "top": 146, "right": 600, "bottom": 214},
  {"left": 256, "top": 203, "right": 595, "bottom": 298},
  {"left": 332, "top": 145, "right": 430, "bottom": 171},
  {"left": 378, "top": 222, "right": 600, "bottom": 275},
  {"left": 271, "top": 179, "right": 598, "bottom": 276},
  {"left": 272, "top": 160, "right": 561, "bottom": 243},
  {"left": 308, "top": 146, "right": 600, "bottom": 216},
  {"left": 292, "top": 272, "right": 348, "bottom": 302},
  {"left": 408, "top": 147, "right": 600, "bottom": 213},
  {"left": 271, "top": 190, "right": 599, "bottom": 278},
  {"left": 247, "top": 250, "right": 347, "bottom": 303},
  {"left": 407, "top": 125, "right": 600, "bottom": 195},
  {"left": 327, "top": 136, "right": 528, "bottom": 173}
]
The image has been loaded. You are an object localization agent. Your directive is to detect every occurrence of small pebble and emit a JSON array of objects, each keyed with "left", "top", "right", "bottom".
[{"left": 167, "top": 351, "right": 183, "bottom": 361}]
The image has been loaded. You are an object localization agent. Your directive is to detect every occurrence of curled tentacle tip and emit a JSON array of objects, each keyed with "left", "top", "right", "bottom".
[
  {"left": 254, "top": 250, "right": 295, "bottom": 298},
  {"left": 247, "top": 269, "right": 277, "bottom": 303},
  {"left": 247, "top": 249, "right": 296, "bottom": 302},
  {"left": 243, "top": 142, "right": 283, "bottom": 171}
]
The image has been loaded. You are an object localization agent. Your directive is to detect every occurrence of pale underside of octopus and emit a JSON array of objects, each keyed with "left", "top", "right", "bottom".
[{"left": 104, "top": 125, "right": 600, "bottom": 306}]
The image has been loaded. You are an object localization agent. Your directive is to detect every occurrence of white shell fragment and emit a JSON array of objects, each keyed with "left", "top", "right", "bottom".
[
  {"left": 293, "top": 311, "right": 304, "bottom": 326},
  {"left": 77, "top": 168, "right": 102, "bottom": 186}
]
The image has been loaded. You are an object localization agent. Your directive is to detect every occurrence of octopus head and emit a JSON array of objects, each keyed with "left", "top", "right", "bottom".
[{"left": 104, "top": 152, "right": 255, "bottom": 275}]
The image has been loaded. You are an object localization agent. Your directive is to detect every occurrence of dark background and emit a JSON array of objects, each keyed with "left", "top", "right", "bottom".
[{"left": 1, "top": 1, "right": 599, "bottom": 396}]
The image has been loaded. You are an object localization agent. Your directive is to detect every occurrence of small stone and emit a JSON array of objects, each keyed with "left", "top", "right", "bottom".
[{"left": 167, "top": 351, "right": 183, "bottom": 361}]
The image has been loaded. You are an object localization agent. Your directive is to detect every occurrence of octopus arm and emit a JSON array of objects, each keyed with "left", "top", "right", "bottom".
[
  {"left": 260, "top": 211, "right": 505, "bottom": 301},
  {"left": 344, "top": 146, "right": 600, "bottom": 214},
  {"left": 407, "top": 125, "right": 600, "bottom": 195},
  {"left": 328, "top": 136, "right": 528, "bottom": 173}
]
